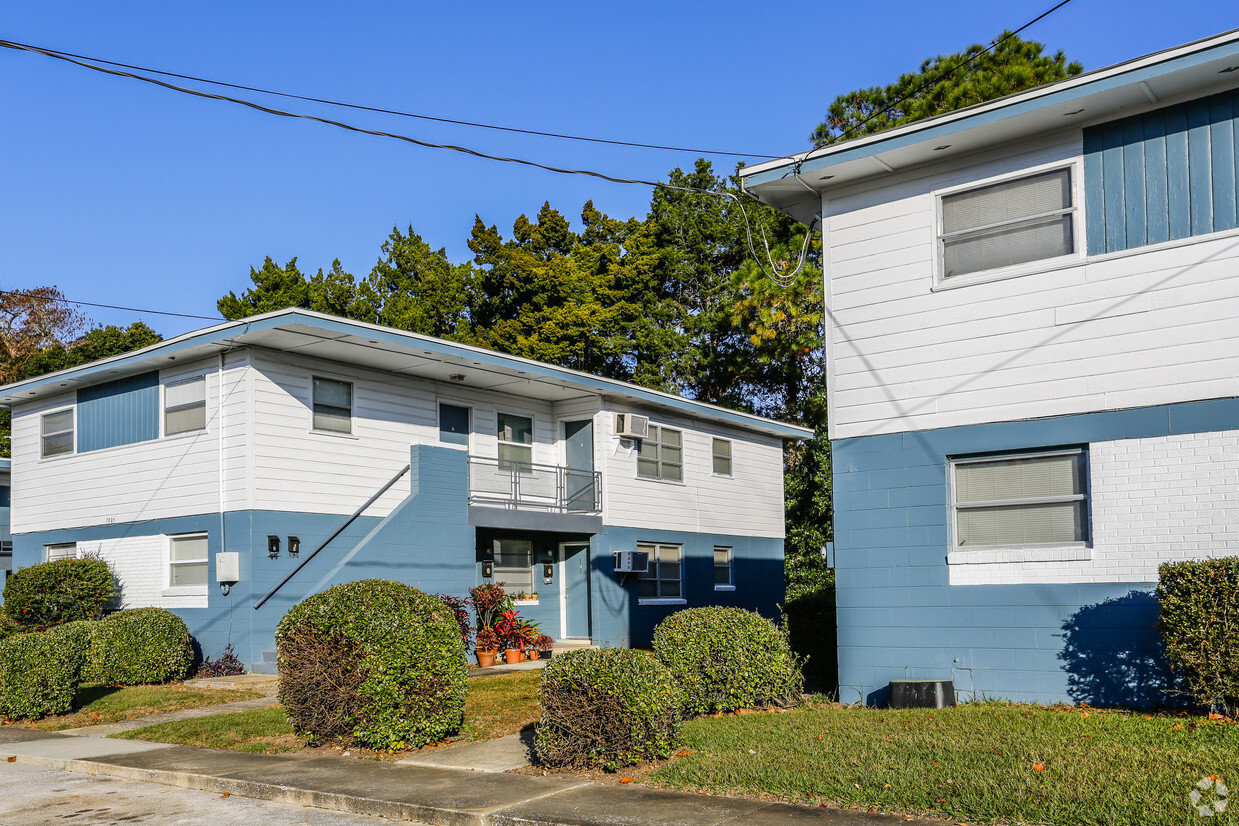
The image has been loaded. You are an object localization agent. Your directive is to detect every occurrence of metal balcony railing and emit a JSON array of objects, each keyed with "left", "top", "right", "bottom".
[{"left": 467, "top": 455, "right": 602, "bottom": 513}]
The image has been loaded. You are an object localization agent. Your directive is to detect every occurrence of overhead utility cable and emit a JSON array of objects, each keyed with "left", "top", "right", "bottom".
[
  {"left": 0, "top": 38, "right": 776, "bottom": 159},
  {"left": 0, "top": 289, "right": 222, "bottom": 321}
]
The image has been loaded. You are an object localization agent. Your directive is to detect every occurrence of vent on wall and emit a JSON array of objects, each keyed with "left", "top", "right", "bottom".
[{"left": 614, "top": 413, "right": 649, "bottom": 439}]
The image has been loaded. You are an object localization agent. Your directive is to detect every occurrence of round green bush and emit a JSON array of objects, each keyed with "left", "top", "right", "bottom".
[
  {"left": 88, "top": 608, "right": 193, "bottom": 685},
  {"left": 0, "top": 623, "right": 88, "bottom": 719},
  {"left": 653, "top": 607, "right": 803, "bottom": 715},
  {"left": 0, "top": 608, "right": 21, "bottom": 644},
  {"left": 275, "top": 579, "right": 467, "bottom": 749},
  {"left": 536, "top": 647, "right": 683, "bottom": 771},
  {"left": 3, "top": 558, "right": 115, "bottom": 629}
]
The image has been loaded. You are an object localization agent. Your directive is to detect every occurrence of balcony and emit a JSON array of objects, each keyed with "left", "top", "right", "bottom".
[{"left": 467, "top": 455, "right": 601, "bottom": 513}]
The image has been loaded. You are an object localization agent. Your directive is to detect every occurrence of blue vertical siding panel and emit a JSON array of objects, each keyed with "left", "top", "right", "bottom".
[
  {"left": 1141, "top": 112, "right": 1169, "bottom": 246},
  {"left": 1233, "top": 88, "right": 1239, "bottom": 226},
  {"left": 76, "top": 372, "right": 159, "bottom": 452},
  {"left": 1100, "top": 125, "right": 1127, "bottom": 253},
  {"left": 1210, "top": 95, "right": 1237, "bottom": 232},
  {"left": 1121, "top": 118, "right": 1147, "bottom": 250},
  {"left": 1186, "top": 99, "right": 1214, "bottom": 236},
  {"left": 1164, "top": 107, "right": 1192, "bottom": 241},
  {"left": 1082, "top": 128, "right": 1107, "bottom": 255}
]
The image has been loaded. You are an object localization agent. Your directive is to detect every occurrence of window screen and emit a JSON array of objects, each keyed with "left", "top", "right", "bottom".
[
  {"left": 941, "top": 168, "right": 1075, "bottom": 278},
  {"left": 497, "top": 413, "right": 532, "bottom": 468},
  {"left": 312, "top": 378, "right": 352, "bottom": 433},
  {"left": 45, "top": 543, "right": 77, "bottom": 562},
  {"left": 165, "top": 376, "right": 206, "bottom": 435},
  {"left": 637, "top": 542, "right": 681, "bottom": 598},
  {"left": 714, "top": 546, "right": 732, "bottom": 586},
  {"left": 169, "top": 534, "right": 209, "bottom": 588},
  {"left": 712, "top": 438, "right": 732, "bottom": 476},
  {"left": 953, "top": 450, "right": 1089, "bottom": 547},
  {"left": 494, "top": 539, "right": 533, "bottom": 594},
  {"left": 41, "top": 409, "right": 74, "bottom": 457},
  {"left": 637, "top": 426, "right": 683, "bottom": 482}
]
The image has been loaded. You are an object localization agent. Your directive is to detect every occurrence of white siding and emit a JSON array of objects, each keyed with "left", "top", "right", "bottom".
[
  {"left": 12, "top": 357, "right": 231, "bottom": 533},
  {"left": 600, "top": 401, "right": 786, "bottom": 538},
  {"left": 74, "top": 534, "right": 208, "bottom": 610},
  {"left": 950, "top": 429, "right": 1239, "bottom": 585},
  {"left": 247, "top": 351, "right": 561, "bottom": 516},
  {"left": 823, "top": 130, "right": 1239, "bottom": 439}
]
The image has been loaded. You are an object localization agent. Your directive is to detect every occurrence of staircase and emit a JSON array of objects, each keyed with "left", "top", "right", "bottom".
[{"left": 250, "top": 650, "right": 278, "bottom": 675}]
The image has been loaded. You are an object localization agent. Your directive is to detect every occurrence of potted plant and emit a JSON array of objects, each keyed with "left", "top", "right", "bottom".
[
  {"left": 533, "top": 633, "right": 554, "bottom": 660},
  {"left": 469, "top": 582, "right": 510, "bottom": 629},
  {"left": 494, "top": 609, "right": 525, "bottom": 664},
  {"left": 474, "top": 626, "right": 499, "bottom": 668}
]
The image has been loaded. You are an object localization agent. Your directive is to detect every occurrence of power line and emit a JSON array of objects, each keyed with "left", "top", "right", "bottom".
[
  {"left": 0, "top": 38, "right": 721, "bottom": 196},
  {"left": 0, "top": 38, "right": 777, "bottom": 160},
  {"left": 0, "top": 289, "right": 222, "bottom": 321}
]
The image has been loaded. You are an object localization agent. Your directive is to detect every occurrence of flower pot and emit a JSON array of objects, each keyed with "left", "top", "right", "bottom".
[
  {"left": 504, "top": 648, "right": 524, "bottom": 664},
  {"left": 476, "top": 649, "right": 497, "bottom": 668},
  {"left": 526, "top": 649, "right": 541, "bottom": 661}
]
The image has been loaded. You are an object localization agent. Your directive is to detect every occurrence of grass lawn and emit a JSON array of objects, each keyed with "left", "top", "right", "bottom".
[
  {"left": 22, "top": 684, "right": 260, "bottom": 732},
  {"left": 115, "top": 672, "right": 541, "bottom": 753},
  {"left": 650, "top": 702, "right": 1239, "bottom": 826}
]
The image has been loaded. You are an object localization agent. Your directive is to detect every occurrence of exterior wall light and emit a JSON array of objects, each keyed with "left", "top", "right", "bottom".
[
  {"left": 267, "top": 535, "right": 280, "bottom": 559},
  {"left": 543, "top": 562, "right": 554, "bottom": 584},
  {"left": 481, "top": 560, "right": 494, "bottom": 579},
  {"left": 288, "top": 536, "right": 300, "bottom": 558}
]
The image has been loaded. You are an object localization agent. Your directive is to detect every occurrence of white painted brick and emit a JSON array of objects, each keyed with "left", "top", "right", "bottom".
[{"left": 951, "top": 429, "right": 1239, "bottom": 585}]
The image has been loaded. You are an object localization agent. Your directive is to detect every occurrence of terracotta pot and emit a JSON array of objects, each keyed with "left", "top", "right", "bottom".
[
  {"left": 476, "top": 649, "right": 497, "bottom": 668},
  {"left": 504, "top": 648, "right": 524, "bottom": 664},
  {"left": 526, "top": 649, "right": 541, "bottom": 661}
]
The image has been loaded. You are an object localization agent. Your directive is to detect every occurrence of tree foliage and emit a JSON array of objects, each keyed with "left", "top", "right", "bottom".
[
  {"left": 811, "top": 32, "right": 1083, "bottom": 146},
  {"left": 0, "top": 287, "right": 86, "bottom": 383}
]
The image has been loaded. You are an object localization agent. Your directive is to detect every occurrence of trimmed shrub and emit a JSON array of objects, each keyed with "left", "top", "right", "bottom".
[
  {"left": 0, "top": 608, "right": 21, "bottom": 644},
  {"left": 784, "top": 586, "right": 838, "bottom": 696},
  {"left": 536, "top": 647, "right": 682, "bottom": 771},
  {"left": 275, "top": 579, "right": 466, "bottom": 749},
  {"left": 1157, "top": 557, "right": 1239, "bottom": 715},
  {"left": 88, "top": 608, "right": 193, "bottom": 685},
  {"left": 653, "top": 607, "right": 803, "bottom": 715},
  {"left": 0, "top": 623, "right": 88, "bottom": 719},
  {"left": 3, "top": 558, "right": 115, "bottom": 629}
]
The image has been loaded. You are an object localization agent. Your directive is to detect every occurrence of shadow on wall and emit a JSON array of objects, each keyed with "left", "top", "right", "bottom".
[{"left": 1059, "top": 589, "right": 1187, "bottom": 710}]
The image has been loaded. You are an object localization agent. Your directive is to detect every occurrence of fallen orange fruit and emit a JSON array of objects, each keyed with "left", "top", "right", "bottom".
[{"left": 1032, "top": 764, "right": 1046, "bottom": 772}]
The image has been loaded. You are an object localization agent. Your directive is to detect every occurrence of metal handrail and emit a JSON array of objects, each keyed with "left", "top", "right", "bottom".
[
  {"left": 467, "top": 454, "right": 601, "bottom": 513},
  {"left": 253, "top": 463, "right": 411, "bottom": 610}
]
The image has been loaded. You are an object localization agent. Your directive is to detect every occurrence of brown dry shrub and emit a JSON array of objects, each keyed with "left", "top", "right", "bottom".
[{"left": 276, "top": 624, "right": 366, "bottom": 743}]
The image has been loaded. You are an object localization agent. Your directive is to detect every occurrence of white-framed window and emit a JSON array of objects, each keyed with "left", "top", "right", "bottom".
[
  {"left": 713, "top": 546, "right": 733, "bottom": 589},
  {"left": 168, "top": 533, "right": 209, "bottom": 590},
  {"left": 41, "top": 409, "right": 75, "bottom": 458},
  {"left": 938, "top": 166, "right": 1077, "bottom": 280},
  {"left": 497, "top": 412, "right": 533, "bottom": 469},
  {"left": 712, "top": 438, "right": 732, "bottom": 476},
  {"left": 637, "top": 542, "right": 682, "bottom": 600},
  {"left": 164, "top": 376, "right": 206, "bottom": 436},
  {"left": 951, "top": 448, "right": 1089, "bottom": 548},
  {"left": 45, "top": 542, "right": 77, "bottom": 562},
  {"left": 494, "top": 538, "right": 534, "bottom": 596},
  {"left": 312, "top": 377, "right": 352, "bottom": 433},
  {"left": 637, "top": 425, "right": 683, "bottom": 482}
]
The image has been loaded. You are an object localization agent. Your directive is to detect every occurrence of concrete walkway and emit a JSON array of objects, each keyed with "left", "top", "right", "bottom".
[{"left": 0, "top": 725, "right": 932, "bottom": 825}]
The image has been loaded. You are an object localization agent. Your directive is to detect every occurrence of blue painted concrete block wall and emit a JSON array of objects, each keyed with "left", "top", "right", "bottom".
[
  {"left": 587, "top": 526, "right": 786, "bottom": 649},
  {"left": 832, "top": 398, "right": 1239, "bottom": 706}
]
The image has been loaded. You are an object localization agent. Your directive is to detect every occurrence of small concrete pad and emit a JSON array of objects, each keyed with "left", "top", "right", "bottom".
[
  {"left": 491, "top": 782, "right": 768, "bottom": 825},
  {"left": 184, "top": 674, "right": 280, "bottom": 691},
  {"left": 397, "top": 731, "right": 534, "bottom": 772},
  {"left": 0, "top": 727, "right": 62, "bottom": 744},
  {"left": 0, "top": 732, "right": 172, "bottom": 767}
]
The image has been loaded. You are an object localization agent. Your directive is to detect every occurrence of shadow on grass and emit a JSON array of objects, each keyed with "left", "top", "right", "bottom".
[{"left": 73, "top": 684, "right": 123, "bottom": 708}]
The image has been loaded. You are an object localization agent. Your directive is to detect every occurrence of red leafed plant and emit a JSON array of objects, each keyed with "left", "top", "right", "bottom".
[{"left": 475, "top": 626, "right": 499, "bottom": 653}]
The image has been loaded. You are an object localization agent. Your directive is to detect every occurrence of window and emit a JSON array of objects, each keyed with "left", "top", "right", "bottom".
[
  {"left": 312, "top": 377, "right": 352, "bottom": 433},
  {"left": 712, "top": 438, "right": 732, "bottom": 476},
  {"left": 165, "top": 376, "right": 206, "bottom": 435},
  {"left": 45, "top": 542, "right": 77, "bottom": 562},
  {"left": 637, "top": 425, "right": 682, "bottom": 482},
  {"left": 494, "top": 539, "right": 533, "bottom": 595},
  {"left": 637, "top": 542, "right": 681, "bottom": 600},
  {"left": 497, "top": 413, "right": 532, "bottom": 469},
  {"left": 714, "top": 546, "right": 733, "bottom": 589},
  {"left": 41, "top": 409, "right": 74, "bottom": 457},
  {"left": 952, "top": 449, "right": 1089, "bottom": 548},
  {"left": 439, "top": 404, "right": 470, "bottom": 446},
  {"left": 168, "top": 533, "right": 208, "bottom": 589},
  {"left": 940, "top": 167, "right": 1076, "bottom": 279}
]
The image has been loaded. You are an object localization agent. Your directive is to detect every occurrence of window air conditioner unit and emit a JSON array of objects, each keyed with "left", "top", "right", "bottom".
[
  {"left": 614, "top": 413, "right": 650, "bottom": 439},
  {"left": 613, "top": 550, "right": 650, "bottom": 573}
]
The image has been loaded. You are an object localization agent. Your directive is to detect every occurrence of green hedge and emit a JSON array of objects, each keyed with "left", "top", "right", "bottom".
[
  {"left": 784, "top": 587, "right": 837, "bottom": 696},
  {"left": 537, "top": 647, "right": 682, "bottom": 771},
  {"left": 275, "top": 579, "right": 466, "bottom": 749},
  {"left": 1157, "top": 557, "right": 1239, "bottom": 715},
  {"left": 3, "top": 558, "right": 115, "bottom": 630},
  {"left": 88, "top": 608, "right": 193, "bottom": 685},
  {"left": 0, "top": 608, "right": 20, "bottom": 644},
  {"left": 0, "top": 623, "right": 88, "bottom": 719},
  {"left": 653, "top": 607, "right": 803, "bottom": 715}
]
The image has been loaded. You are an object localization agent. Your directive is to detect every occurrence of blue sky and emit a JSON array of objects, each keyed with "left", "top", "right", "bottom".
[{"left": 2, "top": 2, "right": 1237, "bottom": 337}]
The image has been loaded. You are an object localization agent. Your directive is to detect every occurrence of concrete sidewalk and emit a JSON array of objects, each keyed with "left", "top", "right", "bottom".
[{"left": 0, "top": 726, "right": 930, "bottom": 825}]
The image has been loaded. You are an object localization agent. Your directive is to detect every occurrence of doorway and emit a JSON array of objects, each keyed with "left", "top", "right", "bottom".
[{"left": 558, "top": 541, "right": 591, "bottom": 640}]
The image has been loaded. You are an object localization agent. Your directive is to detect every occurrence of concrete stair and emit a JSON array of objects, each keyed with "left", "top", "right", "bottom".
[{"left": 249, "top": 650, "right": 278, "bottom": 675}]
